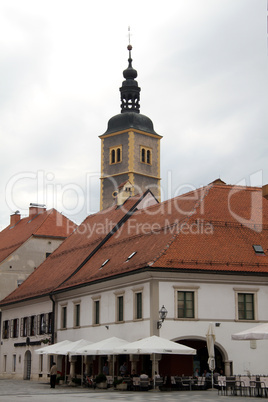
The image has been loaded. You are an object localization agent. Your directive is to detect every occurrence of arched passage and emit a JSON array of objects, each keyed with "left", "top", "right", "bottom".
[
  {"left": 158, "top": 336, "right": 229, "bottom": 378},
  {"left": 24, "top": 350, "right": 31, "bottom": 380}
]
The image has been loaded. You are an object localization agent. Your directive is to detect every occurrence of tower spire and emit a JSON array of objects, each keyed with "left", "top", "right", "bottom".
[{"left": 120, "top": 31, "right": 141, "bottom": 114}]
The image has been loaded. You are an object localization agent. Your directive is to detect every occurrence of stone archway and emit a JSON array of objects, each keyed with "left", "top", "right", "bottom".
[
  {"left": 173, "top": 336, "right": 230, "bottom": 376},
  {"left": 24, "top": 350, "right": 31, "bottom": 380}
]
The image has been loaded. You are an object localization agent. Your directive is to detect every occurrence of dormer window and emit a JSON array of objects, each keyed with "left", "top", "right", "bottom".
[
  {"left": 140, "top": 146, "right": 152, "bottom": 165},
  {"left": 253, "top": 245, "right": 265, "bottom": 255},
  {"left": 100, "top": 259, "right": 110, "bottom": 269},
  {"left": 126, "top": 252, "right": 137, "bottom": 262},
  {"left": 110, "top": 146, "right": 122, "bottom": 164}
]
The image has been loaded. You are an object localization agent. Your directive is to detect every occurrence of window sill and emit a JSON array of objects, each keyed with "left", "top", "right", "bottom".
[
  {"left": 174, "top": 318, "right": 198, "bottom": 321},
  {"left": 235, "top": 319, "right": 257, "bottom": 323}
]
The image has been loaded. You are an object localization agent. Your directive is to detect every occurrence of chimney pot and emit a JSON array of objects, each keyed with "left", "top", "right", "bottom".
[
  {"left": 29, "top": 203, "right": 46, "bottom": 217},
  {"left": 10, "top": 212, "right": 21, "bottom": 226}
]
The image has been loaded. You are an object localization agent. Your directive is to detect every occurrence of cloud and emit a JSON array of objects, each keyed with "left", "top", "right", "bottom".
[{"left": 0, "top": 0, "right": 267, "bottom": 230}]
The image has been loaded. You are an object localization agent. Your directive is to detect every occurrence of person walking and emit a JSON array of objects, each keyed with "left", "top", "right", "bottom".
[{"left": 50, "top": 362, "right": 57, "bottom": 388}]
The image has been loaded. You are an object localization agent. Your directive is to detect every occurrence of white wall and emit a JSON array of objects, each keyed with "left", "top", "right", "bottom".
[
  {"left": 0, "top": 237, "right": 63, "bottom": 301},
  {"left": 0, "top": 299, "right": 52, "bottom": 380}
]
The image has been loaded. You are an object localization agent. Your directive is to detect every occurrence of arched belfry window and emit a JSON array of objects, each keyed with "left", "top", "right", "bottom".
[
  {"left": 111, "top": 149, "right": 115, "bottom": 164},
  {"left": 110, "top": 146, "right": 122, "bottom": 165},
  {"left": 147, "top": 150, "right": 151, "bottom": 164},
  {"left": 140, "top": 146, "right": 152, "bottom": 165},
  {"left": 117, "top": 147, "right": 121, "bottom": 163},
  {"left": 141, "top": 148, "right": 145, "bottom": 163}
]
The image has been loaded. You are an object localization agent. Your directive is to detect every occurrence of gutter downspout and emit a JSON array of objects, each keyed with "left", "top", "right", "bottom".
[{"left": 49, "top": 294, "right": 55, "bottom": 344}]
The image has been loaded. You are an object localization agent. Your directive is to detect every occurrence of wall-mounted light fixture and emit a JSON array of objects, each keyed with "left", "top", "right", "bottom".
[
  {"left": 157, "top": 305, "right": 168, "bottom": 329},
  {"left": 215, "top": 322, "right": 221, "bottom": 327}
]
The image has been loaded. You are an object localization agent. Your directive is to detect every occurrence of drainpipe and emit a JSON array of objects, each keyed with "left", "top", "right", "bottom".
[{"left": 49, "top": 294, "right": 55, "bottom": 344}]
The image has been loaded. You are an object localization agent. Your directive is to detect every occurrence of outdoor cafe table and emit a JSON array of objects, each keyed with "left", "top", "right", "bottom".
[
  {"left": 181, "top": 377, "right": 197, "bottom": 390},
  {"left": 224, "top": 379, "right": 240, "bottom": 396}
]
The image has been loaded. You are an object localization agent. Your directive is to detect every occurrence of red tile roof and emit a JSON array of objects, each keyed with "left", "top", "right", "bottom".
[
  {"left": 0, "top": 209, "right": 76, "bottom": 264},
  {"left": 1, "top": 183, "right": 268, "bottom": 306},
  {"left": 0, "top": 195, "right": 145, "bottom": 304}
]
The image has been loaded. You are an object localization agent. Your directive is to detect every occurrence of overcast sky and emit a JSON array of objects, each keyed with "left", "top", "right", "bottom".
[{"left": 0, "top": 0, "right": 267, "bottom": 230}]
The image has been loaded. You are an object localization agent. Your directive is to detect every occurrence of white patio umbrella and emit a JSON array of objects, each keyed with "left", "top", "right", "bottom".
[
  {"left": 114, "top": 335, "right": 196, "bottom": 389},
  {"left": 76, "top": 336, "right": 129, "bottom": 378},
  {"left": 36, "top": 339, "right": 92, "bottom": 383},
  {"left": 76, "top": 336, "right": 129, "bottom": 355},
  {"left": 35, "top": 340, "right": 73, "bottom": 355},
  {"left": 114, "top": 335, "right": 196, "bottom": 355},
  {"left": 232, "top": 323, "right": 268, "bottom": 340},
  {"left": 206, "top": 323, "right": 216, "bottom": 388}
]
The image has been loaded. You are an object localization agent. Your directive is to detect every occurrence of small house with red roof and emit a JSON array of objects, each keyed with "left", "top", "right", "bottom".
[{"left": 0, "top": 203, "right": 75, "bottom": 302}]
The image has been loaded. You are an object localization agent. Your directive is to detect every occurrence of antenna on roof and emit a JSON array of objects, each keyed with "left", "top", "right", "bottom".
[{"left": 128, "top": 26, "right": 132, "bottom": 46}]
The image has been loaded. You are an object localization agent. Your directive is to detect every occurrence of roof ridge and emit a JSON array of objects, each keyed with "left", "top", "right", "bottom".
[
  {"left": 161, "top": 258, "right": 268, "bottom": 267},
  {"left": 53, "top": 193, "right": 147, "bottom": 291}
]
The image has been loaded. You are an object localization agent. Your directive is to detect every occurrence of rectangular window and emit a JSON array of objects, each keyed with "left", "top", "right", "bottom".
[
  {"left": 135, "top": 292, "right": 142, "bottom": 320},
  {"left": 3, "top": 355, "right": 7, "bottom": 372},
  {"left": 39, "top": 314, "right": 45, "bottom": 335},
  {"left": 74, "top": 304, "right": 80, "bottom": 327},
  {"left": 117, "top": 296, "right": 124, "bottom": 322},
  {"left": 48, "top": 312, "right": 52, "bottom": 334},
  {"left": 12, "top": 355, "right": 16, "bottom": 372},
  {"left": 30, "top": 315, "right": 36, "bottom": 336},
  {"left": 62, "top": 306, "right": 67, "bottom": 329},
  {"left": 94, "top": 300, "right": 100, "bottom": 325},
  {"left": 177, "top": 291, "right": 194, "bottom": 318},
  {"left": 2, "top": 320, "right": 9, "bottom": 339},
  {"left": 11, "top": 318, "right": 19, "bottom": 338},
  {"left": 238, "top": 293, "right": 254, "bottom": 320},
  {"left": 39, "top": 354, "right": 43, "bottom": 373}
]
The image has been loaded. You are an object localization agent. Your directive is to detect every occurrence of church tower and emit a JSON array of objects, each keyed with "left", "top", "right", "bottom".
[{"left": 99, "top": 44, "right": 162, "bottom": 210}]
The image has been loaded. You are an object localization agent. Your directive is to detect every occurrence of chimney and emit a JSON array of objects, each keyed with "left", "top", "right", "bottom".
[
  {"left": 29, "top": 203, "right": 46, "bottom": 217},
  {"left": 263, "top": 185, "right": 268, "bottom": 200},
  {"left": 10, "top": 211, "right": 21, "bottom": 226}
]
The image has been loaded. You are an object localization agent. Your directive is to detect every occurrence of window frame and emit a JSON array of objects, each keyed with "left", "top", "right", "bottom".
[
  {"left": 132, "top": 288, "right": 143, "bottom": 321},
  {"left": 109, "top": 145, "right": 122, "bottom": 165},
  {"left": 174, "top": 286, "right": 199, "bottom": 321},
  {"left": 73, "top": 301, "right": 81, "bottom": 328},
  {"left": 234, "top": 288, "right": 258, "bottom": 322},
  {"left": 11, "top": 318, "right": 19, "bottom": 338},
  {"left": 140, "top": 146, "right": 152, "bottom": 165},
  {"left": 92, "top": 296, "right": 101, "bottom": 326},
  {"left": 12, "top": 354, "right": 16, "bottom": 373},
  {"left": 61, "top": 305, "right": 67, "bottom": 329},
  {"left": 114, "top": 291, "right": 125, "bottom": 323},
  {"left": 2, "top": 320, "right": 9, "bottom": 339},
  {"left": 30, "top": 315, "right": 36, "bottom": 336},
  {"left": 21, "top": 317, "right": 29, "bottom": 337}
]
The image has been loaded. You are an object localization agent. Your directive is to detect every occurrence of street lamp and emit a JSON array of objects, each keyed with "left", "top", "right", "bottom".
[{"left": 157, "top": 305, "right": 168, "bottom": 329}]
